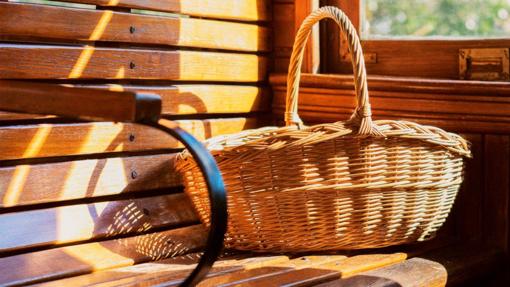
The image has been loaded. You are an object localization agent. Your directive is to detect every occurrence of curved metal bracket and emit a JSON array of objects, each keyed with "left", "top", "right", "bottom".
[{"left": 150, "top": 121, "right": 228, "bottom": 287}]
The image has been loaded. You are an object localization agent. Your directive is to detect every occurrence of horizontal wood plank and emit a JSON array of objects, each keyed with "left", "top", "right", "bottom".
[
  {"left": 0, "top": 194, "right": 198, "bottom": 254},
  {"left": 348, "top": 39, "right": 510, "bottom": 79},
  {"left": 270, "top": 73, "right": 510, "bottom": 133},
  {"left": 0, "top": 2, "right": 270, "bottom": 52},
  {"left": 59, "top": 0, "right": 270, "bottom": 21},
  {"left": 214, "top": 253, "right": 407, "bottom": 286},
  {"left": 85, "top": 84, "right": 271, "bottom": 115},
  {"left": 0, "top": 84, "right": 270, "bottom": 121},
  {"left": 316, "top": 258, "right": 447, "bottom": 287},
  {"left": 198, "top": 255, "right": 348, "bottom": 286},
  {"left": 0, "top": 224, "right": 206, "bottom": 286},
  {"left": 0, "top": 154, "right": 180, "bottom": 208},
  {"left": 0, "top": 45, "right": 267, "bottom": 81},
  {"left": 0, "top": 118, "right": 257, "bottom": 161},
  {"left": 34, "top": 255, "right": 290, "bottom": 287}
]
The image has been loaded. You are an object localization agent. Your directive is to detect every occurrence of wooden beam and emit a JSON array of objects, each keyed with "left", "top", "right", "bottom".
[
  {"left": 0, "top": 2, "right": 270, "bottom": 52},
  {"left": 0, "top": 45, "right": 267, "bottom": 82}
]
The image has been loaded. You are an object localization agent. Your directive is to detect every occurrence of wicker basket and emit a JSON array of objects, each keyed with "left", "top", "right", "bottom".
[{"left": 176, "top": 6, "right": 471, "bottom": 252}]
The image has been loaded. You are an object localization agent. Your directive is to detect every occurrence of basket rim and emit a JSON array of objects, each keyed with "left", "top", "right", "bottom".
[{"left": 180, "top": 119, "right": 471, "bottom": 160}]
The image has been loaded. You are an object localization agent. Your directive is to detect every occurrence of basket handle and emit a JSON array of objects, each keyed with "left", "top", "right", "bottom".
[{"left": 285, "top": 6, "right": 381, "bottom": 135}]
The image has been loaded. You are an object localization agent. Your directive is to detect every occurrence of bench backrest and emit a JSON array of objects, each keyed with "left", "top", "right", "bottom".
[{"left": 0, "top": 1, "right": 271, "bottom": 285}]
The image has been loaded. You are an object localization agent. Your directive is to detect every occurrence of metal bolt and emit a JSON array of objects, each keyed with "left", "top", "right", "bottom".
[
  {"left": 129, "top": 133, "right": 135, "bottom": 142},
  {"left": 129, "top": 26, "right": 136, "bottom": 34},
  {"left": 131, "top": 170, "right": 138, "bottom": 179},
  {"left": 129, "top": 61, "right": 136, "bottom": 69}
]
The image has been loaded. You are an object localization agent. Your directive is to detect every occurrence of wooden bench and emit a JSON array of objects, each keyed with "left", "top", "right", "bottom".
[{"left": 0, "top": 0, "right": 496, "bottom": 286}]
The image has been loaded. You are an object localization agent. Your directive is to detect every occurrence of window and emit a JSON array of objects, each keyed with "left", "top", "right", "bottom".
[
  {"left": 362, "top": 0, "right": 510, "bottom": 38},
  {"left": 321, "top": 0, "right": 510, "bottom": 81}
]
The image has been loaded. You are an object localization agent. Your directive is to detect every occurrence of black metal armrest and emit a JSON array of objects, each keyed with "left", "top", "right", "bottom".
[{"left": 0, "top": 81, "right": 228, "bottom": 286}]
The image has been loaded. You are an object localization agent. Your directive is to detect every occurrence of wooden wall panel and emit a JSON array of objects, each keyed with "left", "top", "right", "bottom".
[
  {"left": 270, "top": 73, "right": 510, "bottom": 134},
  {"left": 454, "top": 134, "right": 483, "bottom": 243},
  {"left": 271, "top": 72, "right": 510, "bottom": 255},
  {"left": 0, "top": 2, "right": 270, "bottom": 52},
  {"left": 484, "top": 135, "right": 510, "bottom": 252},
  {"left": 273, "top": 0, "right": 295, "bottom": 72}
]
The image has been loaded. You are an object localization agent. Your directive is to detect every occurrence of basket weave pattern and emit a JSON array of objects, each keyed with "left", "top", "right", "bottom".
[{"left": 176, "top": 6, "right": 471, "bottom": 252}]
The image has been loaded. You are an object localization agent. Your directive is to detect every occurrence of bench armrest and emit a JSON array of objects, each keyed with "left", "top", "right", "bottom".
[{"left": 0, "top": 80, "right": 161, "bottom": 123}]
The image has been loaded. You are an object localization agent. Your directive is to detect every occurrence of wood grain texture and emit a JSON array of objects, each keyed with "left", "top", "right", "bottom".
[
  {"left": 316, "top": 258, "right": 447, "bottom": 287},
  {"left": 0, "top": 45, "right": 267, "bottom": 82},
  {"left": 197, "top": 255, "right": 347, "bottom": 286},
  {"left": 423, "top": 243, "right": 504, "bottom": 287},
  {"left": 59, "top": 0, "right": 270, "bottom": 21},
  {"left": 0, "top": 154, "right": 180, "bottom": 207},
  {"left": 83, "top": 84, "right": 271, "bottom": 115},
  {"left": 294, "top": 0, "right": 320, "bottom": 73},
  {"left": 337, "top": 39, "right": 510, "bottom": 79},
  {"left": 0, "top": 224, "right": 206, "bottom": 286},
  {"left": 34, "top": 255, "right": 290, "bottom": 287},
  {"left": 224, "top": 253, "right": 407, "bottom": 286},
  {"left": 454, "top": 134, "right": 483, "bottom": 242},
  {"left": 0, "top": 80, "right": 161, "bottom": 123},
  {"left": 0, "top": 2, "right": 270, "bottom": 52},
  {"left": 0, "top": 194, "right": 198, "bottom": 254},
  {"left": 0, "top": 118, "right": 257, "bottom": 160},
  {"left": 272, "top": 1, "right": 294, "bottom": 72},
  {"left": 0, "top": 84, "right": 270, "bottom": 121},
  {"left": 270, "top": 73, "right": 510, "bottom": 133},
  {"left": 484, "top": 135, "right": 510, "bottom": 251}
]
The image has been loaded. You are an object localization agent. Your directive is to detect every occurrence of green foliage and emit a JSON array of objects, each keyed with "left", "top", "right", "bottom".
[{"left": 363, "top": 0, "right": 510, "bottom": 38}]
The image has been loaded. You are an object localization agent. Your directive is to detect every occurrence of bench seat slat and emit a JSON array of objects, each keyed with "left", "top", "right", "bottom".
[
  {"left": 0, "top": 45, "right": 267, "bottom": 82},
  {"left": 0, "top": 2, "right": 270, "bottom": 52},
  {"left": 0, "top": 225, "right": 206, "bottom": 287},
  {"left": 0, "top": 118, "right": 258, "bottom": 161},
  {"left": 33, "top": 255, "right": 289, "bottom": 287},
  {"left": 0, "top": 193, "right": 198, "bottom": 254}
]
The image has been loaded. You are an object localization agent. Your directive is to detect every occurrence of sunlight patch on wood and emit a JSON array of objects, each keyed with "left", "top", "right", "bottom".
[
  {"left": 68, "top": 46, "right": 95, "bottom": 79},
  {"left": 77, "top": 122, "right": 123, "bottom": 154},
  {"left": 3, "top": 125, "right": 51, "bottom": 206},
  {"left": 89, "top": 10, "right": 113, "bottom": 41}
]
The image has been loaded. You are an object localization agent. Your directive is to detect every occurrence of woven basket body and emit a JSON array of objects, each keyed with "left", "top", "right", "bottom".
[{"left": 176, "top": 7, "right": 471, "bottom": 252}]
